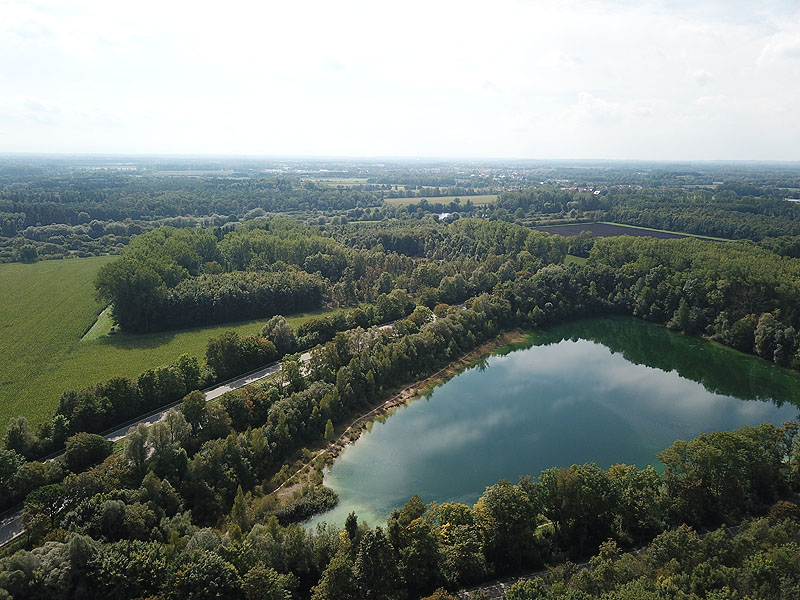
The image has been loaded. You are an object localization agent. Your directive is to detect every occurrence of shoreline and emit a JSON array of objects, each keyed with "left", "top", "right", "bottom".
[{"left": 268, "top": 329, "right": 528, "bottom": 506}]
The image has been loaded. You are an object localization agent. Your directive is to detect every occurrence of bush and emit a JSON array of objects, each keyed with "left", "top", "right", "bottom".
[{"left": 63, "top": 432, "right": 113, "bottom": 472}]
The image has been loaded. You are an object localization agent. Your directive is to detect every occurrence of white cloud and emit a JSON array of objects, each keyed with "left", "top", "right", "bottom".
[
  {"left": 0, "top": 0, "right": 798, "bottom": 158},
  {"left": 759, "top": 31, "right": 800, "bottom": 64},
  {"left": 692, "top": 69, "right": 713, "bottom": 86}
]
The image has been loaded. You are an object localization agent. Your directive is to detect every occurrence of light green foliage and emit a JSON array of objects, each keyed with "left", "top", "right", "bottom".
[
  {"left": 242, "top": 562, "right": 296, "bottom": 600},
  {"left": 166, "top": 549, "right": 242, "bottom": 599},
  {"left": 384, "top": 194, "right": 498, "bottom": 207}
]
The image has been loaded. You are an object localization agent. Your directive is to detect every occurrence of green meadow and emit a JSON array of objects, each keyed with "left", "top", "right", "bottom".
[
  {"left": 0, "top": 257, "right": 338, "bottom": 432},
  {"left": 384, "top": 194, "right": 498, "bottom": 207}
]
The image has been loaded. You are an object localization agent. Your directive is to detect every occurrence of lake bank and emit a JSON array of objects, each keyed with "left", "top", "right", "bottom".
[{"left": 306, "top": 316, "right": 800, "bottom": 528}]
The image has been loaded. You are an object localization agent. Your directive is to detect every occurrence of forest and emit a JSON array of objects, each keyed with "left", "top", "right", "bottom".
[{"left": 3, "top": 159, "right": 800, "bottom": 599}]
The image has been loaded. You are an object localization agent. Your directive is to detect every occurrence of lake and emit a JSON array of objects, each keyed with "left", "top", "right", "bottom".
[{"left": 308, "top": 317, "right": 800, "bottom": 527}]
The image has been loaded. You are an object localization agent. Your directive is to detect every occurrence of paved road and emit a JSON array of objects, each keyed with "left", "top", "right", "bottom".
[
  {"left": 0, "top": 353, "right": 309, "bottom": 547},
  {"left": 106, "top": 350, "right": 313, "bottom": 442},
  {"left": 0, "top": 319, "right": 409, "bottom": 548},
  {"left": 0, "top": 510, "right": 23, "bottom": 547}
]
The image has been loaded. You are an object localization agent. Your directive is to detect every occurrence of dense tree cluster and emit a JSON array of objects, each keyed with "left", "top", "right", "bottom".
[
  {"left": 1, "top": 418, "right": 797, "bottom": 600},
  {"left": 491, "top": 513, "right": 800, "bottom": 600},
  {"left": 10, "top": 230, "right": 800, "bottom": 515},
  {"left": 94, "top": 218, "right": 569, "bottom": 332},
  {"left": 586, "top": 236, "right": 800, "bottom": 368},
  {"left": 6, "top": 186, "right": 800, "bottom": 598}
]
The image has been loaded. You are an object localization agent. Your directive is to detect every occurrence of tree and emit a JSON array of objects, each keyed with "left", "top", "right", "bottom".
[
  {"left": 324, "top": 419, "right": 335, "bottom": 442},
  {"left": 474, "top": 480, "right": 539, "bottom": 572},
  {"left": 94, "top": 257, "right": 167, "bottom": 332},
  {"left": 175, "top": 354, "right": 201, "bottom": 390},
  {"left": 98, "top": 539, "right": 166, "bottom": 599},
  {"left": 754, "top": 312, "right": 780, "bottom": 361},
  {"left": 231, "top": 485, "right": 250, "bottom": 532},
  {"left": 311, "top": 548, "right": 357, "bottom": 600},
  {"left": 353, "top": 528, "right": 400, "bottom": 600},
  {"left": 505, "top": 578, "right": 550, "bottom": 600},
  {"left": 123, "top": 423, "right": 149, "bottom": 477},
  {"left": 0, "top": 447, "right": 24, "bottom": 504},
  {"left": 5, "top": 416, "right": 36, "bottom": 458},
  {"left": 420, "top": 590, "right": 459, "bottom": 600},
  {"left": 23, "top": 483, "right": 65, "bottom": 534},
  {"left": 261, "top": 316, "right": 297, "bottom": 355},
  {"left": 166, "top": 550, "right": 242, "bottom": 600},
  {"left": 667, "top": 298, "right": 692, "bottom": 332},
  {"left": 280, "top": 357, "right": 305, "bottom": 394},
  {"left": 243, "top": 562, "right": 296, "bottom": 600},
  {"left": 17, "top": 244, "right": 38, "bottom": 263},
  {"left": 63, "top": 432, "right": 113, "bottom": 473},
  {"left": 181, "top": 390, "right": 208, "bottom": 435}
]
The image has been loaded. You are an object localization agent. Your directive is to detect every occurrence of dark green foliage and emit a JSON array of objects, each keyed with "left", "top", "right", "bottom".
[
  {"left": 205, "top": 331, "right": 277, "bottom": 381},
  {"left": 6, "top": 200, "right": 800, "bottom": 599},
  {"left": 63, "top": 433, "right": 112, "bottom": 473}
]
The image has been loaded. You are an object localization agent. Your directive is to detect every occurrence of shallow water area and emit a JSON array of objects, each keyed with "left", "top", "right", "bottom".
[{"left": 308, "top": 317, "right": 800, "bottom": 528}]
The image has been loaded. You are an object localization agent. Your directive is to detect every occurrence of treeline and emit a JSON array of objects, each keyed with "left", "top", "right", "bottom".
[
  {"left": 4, "top": 228, "right": 800, "bottom": 596},
  {"left": 480, "top": 512, "right": 800, "bottom": 600},
  {"left": 96, "top": 218, "right": 569, "bottom": 332},
  {"left": 608, "top": 204, "right": 800, "bottom": 241},
  {"left": 1, "top": 418, "right": 797, "bottom": 599},
  {"left": 94, "top": 221, "right": 351, "bottom": 332},
  {"left": 0, "top": 214, "right": 235, "bottom": 263},
  {"left": 2, "top": 285, "right": 567, "bottom": 537},
  {"left": 10, "top": 231, "right": 800, "bottom": 507},
  {"left": 309, "top": 419, "right": 799, "bottom": 599},
  {"left": 0, "top": 174, "right": 384, "bottom": 224},
  {"left": 3, "top": 355, "right": 201, "bottom": 463},
  {"left": 329, "top": 219, "right": 567, "bottom": 263},
  {"left": 0, "top": 294, "right": 417, "bottom": 511},
  {"left": 587, "top": 236, "right": 800, "bottom": 369},
  {"left": 493, "top": 185, "right": 800, "bottom": 243}
]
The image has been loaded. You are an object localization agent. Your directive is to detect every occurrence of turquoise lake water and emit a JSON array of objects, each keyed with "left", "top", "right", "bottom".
[{"left": 309, "top": 317, "right": 800, "bottom": 527}]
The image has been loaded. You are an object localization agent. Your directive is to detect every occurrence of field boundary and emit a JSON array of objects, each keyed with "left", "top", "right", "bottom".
[
  {"left": 598, "top": 221, "right": 730, "bottom": 241},
  {"left": 531, "top": 221, "right": 729, "bottom": 241}
]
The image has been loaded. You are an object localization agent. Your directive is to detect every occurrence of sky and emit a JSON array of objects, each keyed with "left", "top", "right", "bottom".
[{"left": 1, "top": 0, "right": 799, "bottom": 160}]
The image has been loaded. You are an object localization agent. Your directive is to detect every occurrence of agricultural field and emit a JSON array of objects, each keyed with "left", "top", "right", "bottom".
[
  {"left": 0, "top": 256, "right": 341, "bottom": 432},
  {"left": 384, "top": 193, "right": 498, "bottom": 207},
  {"left": 531, "top": 221, "right": 726, "bottom": 240},
  {"left": 0, "top": 256, "right": 113, "bottom": 430},
  {"left": 307, "top": 177, "right": 370, "bottom": 186}
]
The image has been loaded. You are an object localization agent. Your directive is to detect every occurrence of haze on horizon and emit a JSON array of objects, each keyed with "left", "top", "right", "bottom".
[{"left": 1, "top": 0, "right": 799, "bottom": 161}]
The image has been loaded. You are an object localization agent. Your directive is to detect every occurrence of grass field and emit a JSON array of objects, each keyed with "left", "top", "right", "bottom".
[
  {"left": 384, "top": 194, "right": 498, "bottom": 207},
  {"left": 564, "top": 254, "right": 588, "bottom": 265},
  {"left": 0, "top": 257, "right": 342, "bottom": 432},
  {"left": 0, "top": 256, "right": 114, "bottom": 430}
]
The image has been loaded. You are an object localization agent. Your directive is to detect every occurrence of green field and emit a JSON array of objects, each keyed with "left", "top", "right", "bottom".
[
  {"left": 0, "top": 257, "right": 340, "bottom": 432},
  {"left": 564, "top": 254, "right": 588, "bottom": 265},
  {"left": 0, "top": 257, "right": 114, "bottom": 430},
  {"left": 384, "top": 194, "right": 498, "bottom": 207}
]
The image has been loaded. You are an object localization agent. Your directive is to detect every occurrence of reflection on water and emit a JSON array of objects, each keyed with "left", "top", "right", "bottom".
[{"left": 309, "top": 317, "right": 800, "bottom": 528}]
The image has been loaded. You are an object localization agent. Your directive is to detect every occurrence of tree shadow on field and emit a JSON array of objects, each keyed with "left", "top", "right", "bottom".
[{"left": 97, "top": 329, "right": 179, "bottom": 350}]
